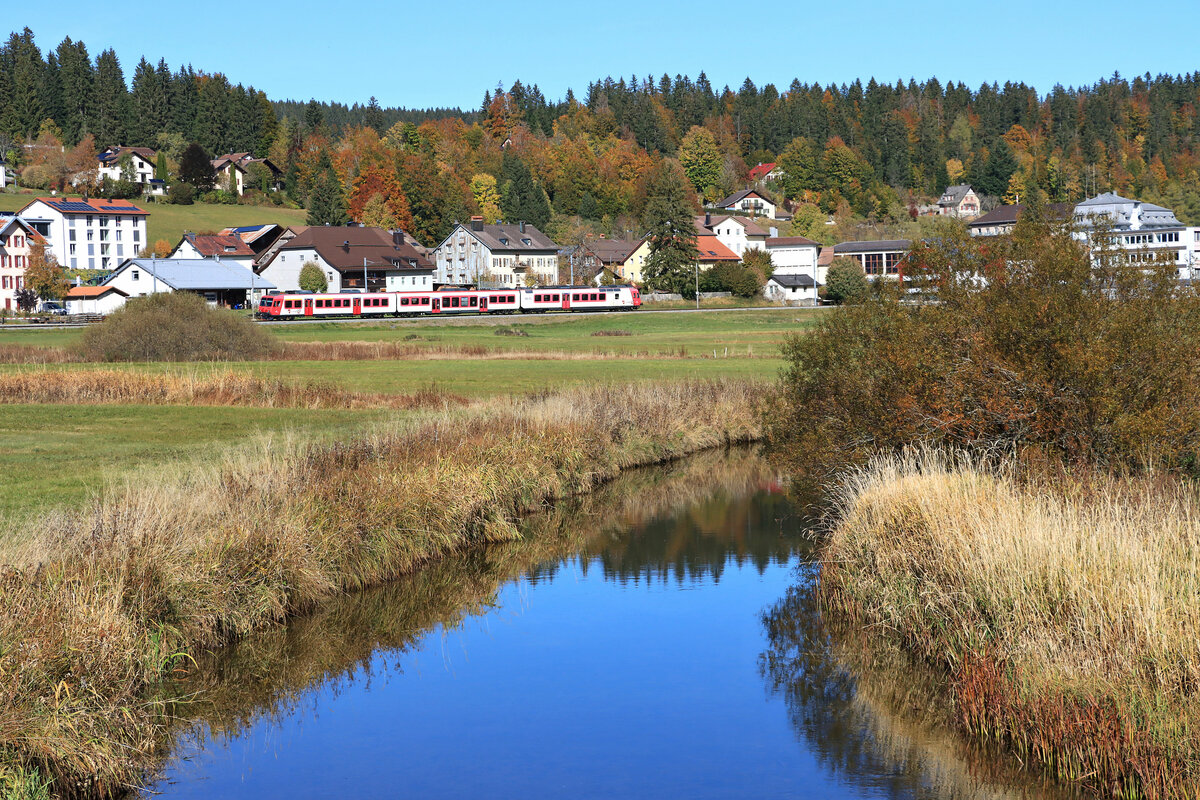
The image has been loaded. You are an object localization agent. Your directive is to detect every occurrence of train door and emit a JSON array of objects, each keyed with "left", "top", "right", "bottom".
[
  {"left": 562, "top": 292, "right": 570, "bottom": 310},
  {"left": 432, "top": 297, "right": 441, "bottom": 314},
  {"left": 304, "top": 298, "right": 313, "bottom": 316},
  {"left": 479, "top": 296, "right": 488, "bottom": 312},
  {"left": 353, "top": 296, "right": 362, "bottom": 315}
]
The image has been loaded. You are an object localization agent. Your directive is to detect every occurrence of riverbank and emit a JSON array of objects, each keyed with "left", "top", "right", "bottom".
[
  {"left": 0, "top": 380, "right": 761, "bottom": 799},
  {"left": 820, "top": 451, "right": 1200, "bottom": 799}
]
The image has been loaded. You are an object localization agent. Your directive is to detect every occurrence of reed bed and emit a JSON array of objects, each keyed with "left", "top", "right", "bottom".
[
  {"left": 0, "top": 379, "right": 761, "bottom": 798},
  {"left": 820, "top": 450, "right": 1200, "bottom": 799},
  {"left": 0, "top": 370, "right": 464, "bottom": 410}
]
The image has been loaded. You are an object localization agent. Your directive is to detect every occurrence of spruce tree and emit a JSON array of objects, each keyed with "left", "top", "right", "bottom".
[
  {"left": 642, "top": 162, "right": 697, "bottom": 294},
  {"left": 178, "top": 142, "right": 214, "bottom": 190},
  {"left": 92, "top": 48, "right": 130, "bottom": 145},
  {"left": 130, "top": 56, "right": 167, "bottom": 147},
  {"left": 55, "top": 38, "right": 94, "bottom": 145}
]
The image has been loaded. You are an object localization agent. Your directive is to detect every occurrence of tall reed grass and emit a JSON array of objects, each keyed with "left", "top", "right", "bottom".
[
  {"left": 0, "top": 369, "right": 464, "bottom": 410},
  {"left": 821, "top": 450, "right": 1200, "bottom": 798},
  {"left": 0, "top": 380, "right": 760, "bottom": 798}
]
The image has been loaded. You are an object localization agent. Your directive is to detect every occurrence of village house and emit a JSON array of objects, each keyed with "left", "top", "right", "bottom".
[
  {"left": 212, "top": 153, "right": 284, "bottom": 196},
  {"left": 434, "top": 218, "right": 559, "bottom": 287},
  {"left": 0, "top": 216, "right": 42, "bottom": 312},
  {"left": 833, "top": 240, "right": 912, "bottom": 279},
  {"left": 259, "top": 226, "right": 433, "bottom": 293},
  {"left": 748, "top": 162, "right": 783, "bottom": 184},
  {"left": 696, "top": 213, "right": 770, "bottom": 256},
  {"left": 615, "top": 234, "right": 739, "bottom": 285},
  {"left": 16, "top": 197, "right": 148, "bottom": 273},
  {"left": 102, "top": 257, "right": 275, "bottom": 307},
  {"left": 97, "top": 146, "right": 157, "bottom": 188},
  {"left": 937, "top": 184, "right": 981, "bottom": 218},
  {"left": 968, "top": 203, "right": 1073, "bottom": 237},
  {"left": 64, "top": 285, "right": 128, "bottom": 315},
  {"left": 763, "top": 235, "right": 823, "bottom": 304},
  {"left": 619, "top": 238, "right": 652, "bottom": 284},
  {"left": 715, "top": 189, "right": 777, "bottom": 219},
  {"left": 562, "top": 237, "right": 640, "bottom": 284},
  {"left": 169, "top": 232, "right": 256, "bottom": 270},
  {"left": 0, "top": 157, "right": 8, "bottom": 189},
  {"left": 219, "top": 224, "right": 289, "bottom": 264}
]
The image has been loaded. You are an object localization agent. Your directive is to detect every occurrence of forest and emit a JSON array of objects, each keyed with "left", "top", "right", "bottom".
[{"left": 3, "top": 25, "right": 1200, "bottom": 250}]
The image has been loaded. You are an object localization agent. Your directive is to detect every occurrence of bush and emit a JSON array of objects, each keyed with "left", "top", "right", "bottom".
[
  {"left": 768, "top": 203, "right": 1200, "bottom": 477},
  {"left": 80, "top": 292, "right": 279, "bottom": 362},
  {"left": 167, "top": 183, "right": 195, "bottom": 205},
  {"left": 700, "top": 262, "right": 765, "bottom": 297},
  {"left": 100, "top": 178, "right": 141, "bottom": 200},
  {"left": 822, "top": 257, "right": 868, "bottom": 304}
]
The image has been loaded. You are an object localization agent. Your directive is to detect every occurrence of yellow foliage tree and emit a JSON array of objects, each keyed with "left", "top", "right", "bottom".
[
  {"left": 24, "top": 241, "right": 69, "bottom": 300},
  {"left": 470, "top": 173, "right": 502, "bottom": 223},
  {"left": 946, "top": 158, "right": 964, "bottom": 185}
]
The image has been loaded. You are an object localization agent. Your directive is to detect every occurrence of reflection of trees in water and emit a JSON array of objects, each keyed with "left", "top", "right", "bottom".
[
  {"left": 147, "top": 447, "right": 791, "bottom": 782},
  {"left": 759, "top": 582, "right": 1081, "bottom": 800}
]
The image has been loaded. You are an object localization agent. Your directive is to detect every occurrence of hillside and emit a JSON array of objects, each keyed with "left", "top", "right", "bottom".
[{"left": 140, "top": 202, "right": 308, "bottom": 247}]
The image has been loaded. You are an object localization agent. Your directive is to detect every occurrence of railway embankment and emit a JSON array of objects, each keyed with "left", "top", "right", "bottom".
[
  {"left": 819, "top": 450, "right": 1200, "bottom": 799},
  {"left": 0, "top": 379, "right": 761, "bottom": 798}
]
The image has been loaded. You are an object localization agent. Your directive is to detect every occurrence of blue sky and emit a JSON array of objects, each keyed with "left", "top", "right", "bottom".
[{"left": 26, "top": 0, "right": 1200, "bottom": 110}]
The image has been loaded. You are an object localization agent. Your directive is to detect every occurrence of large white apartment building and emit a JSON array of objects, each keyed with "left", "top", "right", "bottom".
[
  {"left": 1072, "top": 193, "right": 1190, "bottom": 276},
  {"left": 17, "top": 197, "right": 148, "bottom": 273}
]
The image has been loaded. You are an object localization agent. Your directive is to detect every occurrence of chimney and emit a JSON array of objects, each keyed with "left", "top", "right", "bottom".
[
  {"left": 769, "top": 226, "right": 778, "bottom": 238},
  {"left": 470, "top": 216, "right": 484, "bottom": 232},
  {"left": 519, "top": 221, "right": 526, "bottom": 233},
  {"left": 704, "top": 211, "right": 711, "bottom": 227}
]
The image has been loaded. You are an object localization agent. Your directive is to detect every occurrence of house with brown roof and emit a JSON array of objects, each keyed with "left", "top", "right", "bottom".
[
  {"left": 0, "top": 216, "right": 46, "bottom": 312},
  {"left": 434, "top": 218, "right": 559, "bottom": 287},
  {"left": 563, "top": 237, "right": 641, "bottom": 284},
  {"left": 833, "top": 239, "right": 912, "bottom": 279},
  {"left": 616, "top": 235, "right": 739, "bottom": 286},
  {"left": 211, "top": 153, "right": 285, "bottom": 196},
  {"left": 98, "top": 146, "right": 157, "bottom": 187},
  {"left": 170, "top": 232, "right": 257, "bottom": 270},
  {"left": 715, "top": 188, "right": 776, "bottom": 219},
  {"left": 258, "top": 226, "right": 433, "bottom": 292},
  {"left": 968, "top": 203, "right": 1074, "bottom": 237},
  {"left": 696, "top": 213, "right": 772, "bottom": 256}
]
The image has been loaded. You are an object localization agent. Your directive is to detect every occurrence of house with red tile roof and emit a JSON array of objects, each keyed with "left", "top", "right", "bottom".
[
  {"left": 0, "top": 216, "right": 46, "bottom": 312},
  {"left": 17, "top": 198, "right": 148, "bottom": 272},
  {"left": 696, "top": 212, "right": 773, "bottom": 256},
  {"left": 747, "top": 162, "right": 783, "bottom": 184},
  {"left": 64, "top": 285, "right": 128, "bottom": 315}
]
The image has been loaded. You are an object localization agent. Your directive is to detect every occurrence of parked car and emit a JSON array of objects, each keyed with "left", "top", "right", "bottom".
[{"left": 37, "top": 301, "right": 68, "bottom": 316}]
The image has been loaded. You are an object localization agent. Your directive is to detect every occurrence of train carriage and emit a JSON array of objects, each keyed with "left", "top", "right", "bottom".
[
  {"left": 257, "top": 285, "right": 639, "bottom": 319},
  {"left": 521, "top": 285, "right": 640, "bottom": 312}
]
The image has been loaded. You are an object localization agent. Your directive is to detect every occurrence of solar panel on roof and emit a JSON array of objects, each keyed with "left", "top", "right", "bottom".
[
  {"left": 100, "top": 206, "right": 128, "bottom": 211},
  {"left": 56, "top": 202, "right": 94, "bottom": 212}
]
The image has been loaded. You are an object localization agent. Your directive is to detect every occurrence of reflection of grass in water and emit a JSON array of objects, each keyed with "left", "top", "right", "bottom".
[
  {"left": 150, "top": 447, "right": 783, "bottom": 774},
  {"left": 760, "top": 582, "right": 1082, "bottom": 800}
]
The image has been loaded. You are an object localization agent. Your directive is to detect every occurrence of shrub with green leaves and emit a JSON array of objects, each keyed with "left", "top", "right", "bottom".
[
  {"left": 298, "top": 261, "right": 328, "bottom": 293},
  {"left": 822, "top": 257, "right": 868, "bottom": 304}
]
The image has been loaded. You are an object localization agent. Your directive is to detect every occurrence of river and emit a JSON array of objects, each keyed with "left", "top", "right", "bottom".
[{"left": 141, "top": 449, "right": 1074, "bottom": 799}]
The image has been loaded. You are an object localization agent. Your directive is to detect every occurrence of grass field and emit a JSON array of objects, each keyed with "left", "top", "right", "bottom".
[
  {"left": 0, "top": 308, "right": 805, "bottom": 518},
  {"left": 0, "top": 192, "right": 308, "bottom": 248}
]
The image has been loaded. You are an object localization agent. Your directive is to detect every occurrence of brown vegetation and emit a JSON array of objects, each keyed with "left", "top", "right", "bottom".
[
  {"left": 0, "top": 380, "right": 761, "bottom": 797},
  {"left": 80, "top": 293, "right": 279, "bottom": 362},
  {"left": 821, "top": 450, "right": 1200, "bottom": 798},
  {"left": 0, "top": 370, "right": 464, "bottom": 410}
]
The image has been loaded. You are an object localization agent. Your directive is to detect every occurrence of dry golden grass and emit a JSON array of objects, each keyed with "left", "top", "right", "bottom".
[
  {"left": 821, "top": 450, "right": 1200, "bottom": 798},
  {"left": 0, "top": 369, "right": 464, "bottom": 410},
  {"left": 0, "top": 380, "right": 761, "bottom": 797}
]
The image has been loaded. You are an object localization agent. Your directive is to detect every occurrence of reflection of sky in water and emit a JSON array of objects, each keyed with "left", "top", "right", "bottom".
[{"left": 145, "top": 480, "right": 1058, "bottom": 800}]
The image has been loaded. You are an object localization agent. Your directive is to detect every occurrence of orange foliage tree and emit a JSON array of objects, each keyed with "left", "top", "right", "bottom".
[{"left": 347, "top": 165, "right": 414, "bottom": 231}]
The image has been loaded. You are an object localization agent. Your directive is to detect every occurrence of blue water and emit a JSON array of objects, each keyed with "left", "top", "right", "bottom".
[{"left": 144, "top": 461, "right": 1058, "bottom": 799}]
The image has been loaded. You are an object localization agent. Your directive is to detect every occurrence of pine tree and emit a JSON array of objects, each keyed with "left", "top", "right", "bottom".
[
  {"left": 55, "top": 37, "right": 94, "bottom": 144},
  {"left": 92, "top": 48, "right": 130, "bottom": 145},
  {"left": 130, "top": 57, "right": 167, "bottom": 146},
  {"left": 498, "top": 153, "right": 550, "bottom": 229},
  {"left": 364, "top": 96, "right": 384, "bottom": 132},
  {"left": 168, "top": 66, "right": 198, "bottom": 140},
  {"left": 5, "top": 28, "right": 46, "bottom": 140},
  {"left": 178, "top": 142, "right": 214, "bottom": 190},
  {"left": 641, "top": 162, "right": 697, "bottom": 293},
  {"left": 307, "top": 164, "right": 347, "bottom": 226}
]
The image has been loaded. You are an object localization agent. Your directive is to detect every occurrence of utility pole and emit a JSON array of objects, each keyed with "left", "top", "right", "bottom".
[{"left": 363, "top": 257, "right": 368, "bottom": 291}]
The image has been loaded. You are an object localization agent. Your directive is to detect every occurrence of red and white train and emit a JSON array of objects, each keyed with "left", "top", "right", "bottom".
[{"left": 256, "top": 285, "right": 641, "bottom": 320}]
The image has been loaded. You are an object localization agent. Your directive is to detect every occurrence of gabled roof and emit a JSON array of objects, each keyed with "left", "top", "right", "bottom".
[
  {"left": 21, "top": 197, "right": 149, "bottom": 216},
  {"left": 582, "top": 238, "right": 639, "bottom": 264},
  {"left": 99, "top": 146, "right": 156, "bottom": 165},
  {"left": 717, "top": 189, "right": 771, "bottom": 207},
  {"left": 695, "top": 235, "right": 740, "bottom": 262},
  {"left": 833, "top": 239, "right": 912, "bottom": 254},
  {"left": 279, "top": 226, "right": 433, "bottom": 270},
  {"left": 103, "top": 258, "right": 275, "bottom": 291},
  {"left": 452, "top": 223, "right": 558, "bottom": 252},
  {"left": 0, "top": 215, "right": 47, "bottom": 243},
  {"left": 221, "top": 223, "right": 287, "bottom": 248},
  {"left": 769, "top": 273, "right": 819, "bottom": 288},
  {"left": 818, "top": 247, "right": 835, "bottom": 266},
  {"left": 66, "top": 285, "right": 128, "bottom": 298},
  {"left": 176, "top": 233, "right": 256, "bottom": 258},
  {"left": 938, "top": 184, "right": 974, "bottom": 205},
  {"left": 968, "top": 203, "right": 1074, "bottom": 228},
  {"left": 696, "top": 214, "right": 770, "bottom": 237},
  {"left": 748, "top": 162, "right": 777, "bottom": 181},
  {"left": 766, "top": 236, "right": 821, "bottom": 247}
]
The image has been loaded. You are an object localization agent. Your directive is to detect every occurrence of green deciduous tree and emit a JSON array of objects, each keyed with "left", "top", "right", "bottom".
[
  {"left": 823, "top": 256, "right": 868, "bottom": 305},
  {"left": 678, "top": 125, "right": 721, "bottom": 196},
  {"left": 298, "top": 261, "right": 328, "bottom": 292},
  {"left": 177, "top": 142, "right": 214, "bottom": 190}
]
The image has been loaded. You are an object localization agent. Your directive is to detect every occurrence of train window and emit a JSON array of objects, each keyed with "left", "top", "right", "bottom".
[
  {"left": 401, "top": 297, "right": 409, "bottom": 306},
  {"left": 451, "top": 297, "right": 460, "bottom": 308},
  {"left": 534, "top": 294, "right": 541, "bottom": 302},
  {"left": 509, "top": 295, "right": 515, "bottom": 302},
  {"left": 421, "top": 297, "right": 429, "bottom": 305},
  {"left": 470, "top": 297, "right": 478, "bottom": 307},
  {"left": 551, "top": 294, "right": 559, "bottom": 301},
  {"left": 341, "top": 299, "right": 349, "bottom": 308}
]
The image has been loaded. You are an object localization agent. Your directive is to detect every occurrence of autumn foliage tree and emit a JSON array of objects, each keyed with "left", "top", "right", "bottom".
[
  {"left": 23, "top": 240, "right": 69, "bottom": 300},
  {"left": 347, "top": 165, "right": 414, "bottom": 231}
]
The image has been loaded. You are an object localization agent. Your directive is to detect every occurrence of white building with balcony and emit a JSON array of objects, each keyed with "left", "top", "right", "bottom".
[
  {"left": 716, "top": 189, "right": 776, "bottom": 220},
  {"left": 16, "top": 197, "right": 148, "bottom": 273},
  {"left": 1072, "top": 193, "right": 1190, "bottom": 277},
  {"left": 434, "top": 218, "right": 559, "bottom": 286}
]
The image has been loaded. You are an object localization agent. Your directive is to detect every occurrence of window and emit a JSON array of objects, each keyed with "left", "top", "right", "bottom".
[
  {"left": 69, "top": 244, "right": 76, "bottom": 255},
  {"left": 131, "top": 269, "right": 140, "bottom": 281},
  {"left": 552, "top": 294, "right": 559, "bottom": 302},
  {"left": 421, "top": 297, "right": 429, "bottom": 305},
  {"left": 470, "top": 297, "right": 477, "bottom": 307},
  {"left": 401, "top": 297, "right": 410, "bottom": 306},
  {"left": 863, "top": 253, "right": 884, "bottom": 275},
  {"left": 451, "top": 297, "right": 460, "bottom": 308},
  {"left": 86, "top": 215, "right": 93, "bottom": 225},
  {"left": 87, "top": 230, "right": 93, "bottom": 241},
  {"left": 69, "top": 229, "right": 76, "bottom": 242},
  {"left": 133, "top": 229, "right": 140, "bottom": 243},
  {"left": 100, "top": 230, "right": 109, "bottom": 242},
  {"left": 116, "top": 230, "right": 122, "bottom": 241}
]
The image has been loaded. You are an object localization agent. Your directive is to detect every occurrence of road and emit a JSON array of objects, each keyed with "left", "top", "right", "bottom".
[{"left": 0, "top": 304, "right": 820, "bottom": 331}]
